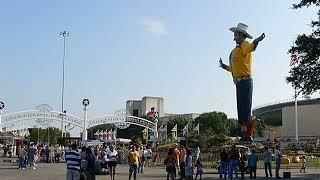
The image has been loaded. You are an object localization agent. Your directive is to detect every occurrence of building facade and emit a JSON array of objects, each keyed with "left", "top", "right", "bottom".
[
  {"left": 253, "top": 98, "right": 320, "bottom": 139},
  {"left": 126, "top": 96, "right": 164, "bottom": 117},
  {"left": 126, "top": 100, "right": 142, "bottom": 117}
]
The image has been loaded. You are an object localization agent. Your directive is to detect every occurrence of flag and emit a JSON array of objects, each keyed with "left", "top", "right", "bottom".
[
  {"left": 182, "top": 124, "right": 188, "bottom": 137},
  {"left": 104, "top": 129, "right": 108, "bottom": 135},
  {"left": 94, "top": 131, "right": 99, "bottom": 136},
  {"left": 163, "top": 124, "right": 167, "bottom": 132},
  {"left": 171, "top": 124, "right": 177, "bottom": 132},
  {"left": 103, "top": 129, "right": 108, "bottom": 139},
  {"left": 147, "top": 107, "right": 155, "bottom": 116},
  {"left": 194, "top": 123, "right": 200, "bottom": 135},
  {"left": 290, "top": 53, "right": 298, "bottom": 66},
  {"left": 171, "top": 124, "right": 177, "bottom": 140},
  {"left": 99, "top": 130, "right": 104, "bottom": 139},
  {"left": 25, "top": 129, "right": 30, "bottom": 136}
]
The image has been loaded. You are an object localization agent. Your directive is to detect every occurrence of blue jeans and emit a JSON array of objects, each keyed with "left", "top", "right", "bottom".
[
  {"left": 229, "top": 160, "right": 238, "bottom": 179},
  {"left": 129, "top": 164, "right": 138, "bottom": 180},
  {"left": 264, "top": 162, "right": 272, "bottom": 177},
  {"left": 66, "top": 169, "right": 80, "bottom": 180},
  {"left": 18, "top": 157, "right": 25, "bottom": 169},
  {"left": 275, "top": 160, "right": 281, "bottom": 178},
  {"left": 236, "top": 78, "right": 253, "bottom": 125},
  {"left": 220, "top": 161, "right": 227, "bottom": 179}
]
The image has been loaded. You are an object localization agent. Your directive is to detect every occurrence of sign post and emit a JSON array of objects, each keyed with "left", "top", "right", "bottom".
[{"left": 82, "top": 99, "right": 90, "bottom": 141}]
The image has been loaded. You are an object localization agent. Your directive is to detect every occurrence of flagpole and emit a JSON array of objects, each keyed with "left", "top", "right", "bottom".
[
  {"left": 114, "top": 127, "right": 117, "bottom": 147},
  {"left": 294, "top": 85, "right": 298, "bottom": 141},
  {"left": 292, "top": 42, "right": 299, "bottom": 142}
]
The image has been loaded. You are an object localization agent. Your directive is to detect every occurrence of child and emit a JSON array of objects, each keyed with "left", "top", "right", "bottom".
[
  {"left": 300, "top": 156, "right": 307, "bottom": 173},
  {"left": 195, "top": 158, "right": 203, "bottom": 180}
]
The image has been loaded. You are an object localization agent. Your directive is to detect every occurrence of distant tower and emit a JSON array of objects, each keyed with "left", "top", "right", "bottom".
[
  {"left": 142, "top": 96, "right": 164, "bottom": 117},
  {"left": 126, "top": 100, "right": 142, "bottom": 117}
]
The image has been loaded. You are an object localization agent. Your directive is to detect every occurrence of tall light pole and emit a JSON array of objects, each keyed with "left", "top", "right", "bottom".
[{"left": 60, "top": 31, "right": 70, "bottom": 137}]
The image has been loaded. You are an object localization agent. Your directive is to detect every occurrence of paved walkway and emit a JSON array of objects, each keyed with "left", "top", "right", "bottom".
[{"left": 0, "top": 162, "right": 320, "bottom": 180}]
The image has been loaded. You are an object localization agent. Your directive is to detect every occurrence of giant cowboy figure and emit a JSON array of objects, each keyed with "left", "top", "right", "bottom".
[{"left": 219, "top": 23, "right": 265, "bottom": 141}]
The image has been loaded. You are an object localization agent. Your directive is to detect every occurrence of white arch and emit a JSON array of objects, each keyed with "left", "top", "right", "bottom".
[
  {"left": 87, "top": 115, "right": 156, "bottom": 130},
  {"left": 1, "top": 110, "right": 83, "bottom": 129}
]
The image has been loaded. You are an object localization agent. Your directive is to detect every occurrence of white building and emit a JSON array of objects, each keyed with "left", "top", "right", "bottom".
[{"left": 126, "top": 96, "right": 164, "bottom": 117}]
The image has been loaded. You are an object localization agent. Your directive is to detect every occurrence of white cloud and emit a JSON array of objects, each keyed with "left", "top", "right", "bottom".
[{"left": 140, "top": 18, "right": 167, "bottom": 36}]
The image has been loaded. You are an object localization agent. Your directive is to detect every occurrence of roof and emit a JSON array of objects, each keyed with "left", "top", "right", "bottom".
[{"left": 253, "top": 98, "right": 320, "bottom": 116}]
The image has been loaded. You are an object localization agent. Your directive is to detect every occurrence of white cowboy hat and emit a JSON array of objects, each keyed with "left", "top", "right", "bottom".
[{"left": 229, "top": 23, "right": 253, "bottom": 39}]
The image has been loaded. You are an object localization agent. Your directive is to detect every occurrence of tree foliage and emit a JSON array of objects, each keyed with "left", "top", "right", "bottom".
[
  {"left": 165, "top": 116, "right": 189, "bottom": 135},
  {"left": 28, "top": 127, "right": 68, "bottom": 144},
  {"left": 286, "top": 0, "right": 320, "bottom": 96},
  {"left": 194, "top": 112, "right": 240, "bottom": 137}
]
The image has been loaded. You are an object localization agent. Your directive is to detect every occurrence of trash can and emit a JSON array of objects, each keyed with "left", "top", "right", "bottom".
[{"left": 283, "top": 171, "right": 291, "bottom": 179}]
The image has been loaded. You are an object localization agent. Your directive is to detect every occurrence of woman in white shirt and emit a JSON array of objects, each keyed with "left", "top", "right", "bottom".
[
  {"left": 106, "top": 146, "right": 118, "bottom": 180},
  {"left": 185, "top": 149, "right": 193, "bottom": 180}
]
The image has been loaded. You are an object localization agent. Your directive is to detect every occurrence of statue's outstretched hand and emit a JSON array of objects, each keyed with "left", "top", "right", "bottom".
[
  {"left": 219, "top": 58, "right": 223, "bottom": 67},
  {"left": 256, "top": 33, "right": 265, "bottom": 42}
]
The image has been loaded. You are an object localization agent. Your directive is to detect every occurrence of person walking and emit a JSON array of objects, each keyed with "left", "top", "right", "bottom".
[
  {"left": 239, "top": 150, "right": 247, "bottom": 180},
  {"left": 85, "top": 148, "right": 96, "bottom": 180},
  {"left": 138, "top": 146, "right": 144, "bottom": 174},
  {"left": 195, "top": 147, "right": 201, "bottom": 162},
  {"left": 164, "top": 148, "right": 177, "bottom": 180},
  {"left": 248, "top": 149, "right": 257, "bottom": 179},
  {"left": 195, "top": 158, "right": 203, "bottom": 180},
  {"left": 300, "top": 156, "right": 307, "bottom": 173},
  {"left": 128, "top": 146, "right": 140, "bottom": 180},
  {"left": 275, "top": 145, "right": 282, "bottom": 179},
  {"left": 66, "top": 144, "right": 81, "bottom": 180},
  {"left": 28, "top": 143, "right": 37, "bottom": 170},
  {"left": 219, "top": 23, "right": 265, "bottom": 141},
  {"left": 228, "top": 145, "right": 240, "bottom": 180},
  {"left": 106, "top": 145, "right": 118, "bottom": 180},
  {"left": 18, "top": 145, "right": 27, "bottom": 170},
  {"left": 49, "top": 144, "right": 56, "bottom": 163},
  {"left": 263, "top": 146, "right": 272, "bottom": 178},
  {"left": 185, "top": 149, "right": 193, "bottom": 180},
  {"left": 219, "top": 148, "right": 228, "bottom": 180}
]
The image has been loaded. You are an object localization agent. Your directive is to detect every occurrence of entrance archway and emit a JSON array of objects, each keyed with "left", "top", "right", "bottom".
[{"left": 0, "top": 105, "right": 158, "bottom": 142}]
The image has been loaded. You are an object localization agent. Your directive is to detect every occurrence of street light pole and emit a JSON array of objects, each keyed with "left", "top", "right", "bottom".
[{"left": 60, "top": 31, "right": 70, "bottom": 137}]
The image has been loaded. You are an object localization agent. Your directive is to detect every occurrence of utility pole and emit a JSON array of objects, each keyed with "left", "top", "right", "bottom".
[{"left": 60, "top": 31, "right": 70, "bottom": 137}]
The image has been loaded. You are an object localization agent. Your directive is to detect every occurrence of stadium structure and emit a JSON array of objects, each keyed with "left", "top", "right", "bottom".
[{"left": 252, "top": 98, "right": 320, "bottom": 140}]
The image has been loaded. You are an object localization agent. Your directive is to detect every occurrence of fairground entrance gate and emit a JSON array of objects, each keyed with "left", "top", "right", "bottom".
[{"left": 0, "top": 99, "right": 158, "bottom": 141}]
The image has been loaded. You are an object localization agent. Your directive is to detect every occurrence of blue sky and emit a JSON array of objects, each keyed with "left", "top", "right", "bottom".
[{"left": 1, "top": 1, "right": 319, "bottom": 134}]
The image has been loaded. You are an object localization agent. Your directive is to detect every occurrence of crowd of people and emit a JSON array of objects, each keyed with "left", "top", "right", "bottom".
[
  {"left": 219, "top": 144, "right": 284, "bottom": 179},
  {"left": 62, "top": 143, "right": 161, "bottom": 180},
  {"left": 2, "top": 141, "right": 311, "bottom": 180},
  {"left": 163, "top": 144, "right": 203, "bottom": 180}
]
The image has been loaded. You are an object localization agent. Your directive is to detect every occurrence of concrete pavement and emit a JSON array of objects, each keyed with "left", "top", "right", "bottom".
[{"left": 0, "top": 162, "right": 320, "bottom": 180}]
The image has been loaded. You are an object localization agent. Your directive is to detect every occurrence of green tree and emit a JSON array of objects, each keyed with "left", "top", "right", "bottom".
[
  {"left": 225, "top": 118, "right": 240, "bottom": 137},
  {"left": 286, "top": 0, "right": 320, "bottom": 96},
  {"left": 117, "top": 125, "right": 145, "bottom": 140},
  {"left": 195, "top": 112, "right": 230, "bottom": 135},
  {"left": 28, "top": 127, "right": 67, "bottom": 144}
]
